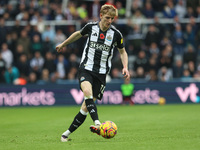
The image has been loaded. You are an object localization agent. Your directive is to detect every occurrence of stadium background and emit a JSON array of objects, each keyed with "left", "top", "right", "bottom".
[{"left": 0, "top": 0, "right": 200, "bottom": 106}]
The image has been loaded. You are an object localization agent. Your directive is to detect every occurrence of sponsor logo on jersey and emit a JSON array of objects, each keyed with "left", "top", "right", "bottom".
[
  {"left": 80, "top": 76, "right": 85, "bottom": 81},
  {"left": 89, "top": 41, "right": 110, "bottom": 51},
  {"left": 92, "top": 33, "right": 97, "bottom": 36}
]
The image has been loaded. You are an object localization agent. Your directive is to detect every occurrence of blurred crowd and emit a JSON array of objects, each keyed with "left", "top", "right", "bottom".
[{"left": 0, "top": 0, "right": 200, "bottom": 84}]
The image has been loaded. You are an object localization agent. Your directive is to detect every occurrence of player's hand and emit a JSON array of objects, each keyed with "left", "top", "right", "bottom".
[
  {"left": 56, "top": 43, "right": 64, "bottom": 53},
  {"left": 122, "top": 68, "right": 130, "bottom": 80}
]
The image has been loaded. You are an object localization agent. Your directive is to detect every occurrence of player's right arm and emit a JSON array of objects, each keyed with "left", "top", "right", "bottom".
[{"left": 56, "top": 31, "right": 82, "bottom": 52}]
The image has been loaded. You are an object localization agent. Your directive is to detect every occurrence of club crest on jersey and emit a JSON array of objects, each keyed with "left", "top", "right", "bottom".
[
  {"left": 80, "top": 76, "right": 85, "bottom": 81},
  {"left": 106, "top": 35, "right": 112, "bottom": 41},
  {"left": 100, "top": 33, "right": 105, "bottom": 39}
]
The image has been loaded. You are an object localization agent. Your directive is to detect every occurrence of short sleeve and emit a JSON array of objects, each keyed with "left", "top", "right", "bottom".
[
  {"left": 80, "top": 23, "right": 91, "bottom": 36},
  {"left": 116, "top": 31, "right": 124, "bottom": 49}
]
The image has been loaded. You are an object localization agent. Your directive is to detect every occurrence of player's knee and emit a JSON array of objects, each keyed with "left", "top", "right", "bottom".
[{"left": 82, "top": 89, "right": 92, "bottom": 97}]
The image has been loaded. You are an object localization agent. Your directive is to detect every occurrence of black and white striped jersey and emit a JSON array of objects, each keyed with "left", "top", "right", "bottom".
[{"left": 79, "top": 21, "right": 124, "bottom": 74}]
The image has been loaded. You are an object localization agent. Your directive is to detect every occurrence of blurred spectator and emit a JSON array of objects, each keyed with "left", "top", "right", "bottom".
[
  {"left": 42, "top": 25, "right": 56, "bottom": 42},
  {"left": 173, "top": 58, "right": 184, "bottom": 78},
  {"left": 1, "top": 43, "right": 13, "bottom": 69},
  {"left": 193, "top": 63, "right": 200, "bottom": 81},
  {"left": 30, "top": 34, "right": 43, "bottom": 54},
  {"left": 105, "top": 0, "right": 116, "bottom": 8},
  {"left": 55, "top": 7, "right": 64, "bottom": 21},
  {"left": 184, "top": 6, "right": 195, "bottom": 18},
  {"left": 3, "top": 11, "right": 12, "bottom": 21},
  {"left": 54, "top": 29, "right": 67, "bottom": 47},
  {"left": 187, "top": 61, "right": 196, "bottom": 77},
  {"left": 67, "top": 67, "right": 78, "bottom": 80},
  {"left": 43, "top": 51, "right": 56, "bottom": 77},
  {"left": 144, "top": 24, "right": 160, "bottom": 48},
  {"left": 169, "top": 15, "right": 181, "bottom": 34},
  {"left": 17, "top": 29, "right": 31, "bottom": 57},
  {"left": 183, "top": 44, "right": 196, "bottom": 65},
  {"left": 147, "top": 56, "right": 159, "bottom": 73},
  {"left": 151, "top": 0, "right": 166, "bottom": 14},
  {"left": 63, "top": 1, "right": 77, "bottom": 20},
  {"left": 55, "top": 54, "right": 69, "bottom": 79},
  {"left": 163, "top": 0, "right": 177, "bottom": 18},
  {"left": 4, "top": 66, "right": 20, "bottom": 84},
  {"left": 42, "top": 37, "right": 54, "bottom": 54},
  {"left": 130, "top": 0, "right": 143, "bottom": 15},
  {"left": 15, "top": 3, "right": 26, "bottom": 21},
  {"left": 0, "top": 18, "right": 8, "bottom": 47},
  {"left": 14, "top": 44, "right": 25, "bottom": 63},
  {"left": 126, "top": 23, "right": 144, "bottom": 56},
  {"left": 135, "top": 66, "right": 145, "bottom": 78},
  {"left": 38, "top": 68, "right": 50, "bottom": 83},
  {"left": 28, "top": 72, "right": 37, "bottom": 84},
  {"left": 28, "top": 0, "right": 39, "bottom": 19},
  {"left": 16, "top": 53, "right": 30, "bottom": 79},
  {"left": 5, "top": 33, "right": 14, "bottom": 53},
  {"left": 143, "top": 1, "right": 155, "bottom": 18},
  {"left": 11, "top": 20, "right": 22, "bottom": 37},
  {"left": 116, "top": 1, "right": 126, "bottom": 19},
  {"left": 30, "top": 51, "right": 44, "bottom": 79},
  {"left": 77, "top": 3, "right": 88, "bottom": 19},
  {"left": 131, "top": 9, "right": 146, "bottom": 27},
  {"left": 175, "top": 0, "right": 187, "bottom": 19},
  {"left": 5, "top": 3, "right": 16, "bottom": 20},
  {"left": 9, "top": 32, "right": 18, "bottom": 52},
  {"left": 158, "top": 44, "right": 174, "bottom": 69},
  {"left": 184, "top": 23, "right": 196, "bottom": 48},
  {"left": 146, "top": 69, "right": 158, "bottom": 81},
  {"left": 157, "top": 66, "right": 173, "bottom": 81},
  {"left": 111, "top": 68, "right": 122, "bottom": 79},
  {"left": 29, "top": 25, "right": 42, "bottom": 42},
  {"left": 153, "top": 16, "right": 165, "bottom": 40},
  {"left": 181, "top": 69, "right": 192, "bottom": 80},
  {"left": 189, "top": 17, "right": 198, "bottom": 35},
  {"left": 89, "top": 0, "right": 101, "bottom": 19},
  {"left": 67, "top": 53, "right": 79, "bottom": 80},
  {"left": 160, "top": 36, "right": 172, "bottom": 50},
  {"left": 171, "top": 24, "right": 185, "bottom": 55},
  {"left": 68, "top": 53, "right": 79, "bottom": 69},
  {"left": 41, "top": 7, "right": 52, "bottom": 20},
  {"left": 30, "top": 11, "right": 45, "bottom": 32},
  {"left": 0, "top": 53, "right": 6, "bottom": 83},
  {"left": 147, "top": 42, "right": 160, "bottom": 57},
  {"left": 134, "top": 50, "right": 148, "bottom": 73},
  {"left": 196, "top": 6, "right": 200, "bottom": 19}
]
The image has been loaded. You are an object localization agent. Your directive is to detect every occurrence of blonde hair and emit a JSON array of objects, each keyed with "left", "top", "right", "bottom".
[{"left": 100, "top": 4, "right": 118, "bottom": 17}]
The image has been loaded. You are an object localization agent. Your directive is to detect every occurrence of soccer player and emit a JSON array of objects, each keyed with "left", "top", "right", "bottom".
[{"left": 56, "top": 4, "right": 130, "bottom": 142}]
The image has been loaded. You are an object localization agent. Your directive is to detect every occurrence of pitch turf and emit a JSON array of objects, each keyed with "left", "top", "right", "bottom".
[{"left": 0, "top": 104, "right": 200, "bottom": 150}]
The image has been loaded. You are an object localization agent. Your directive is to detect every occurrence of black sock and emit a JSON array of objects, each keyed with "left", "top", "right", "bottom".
[
  {"left": 68, "top": 111, "right": 87, "bottom": 133},
  {"left": 85, "top": 98, "right": 99, "bottom": 122}
]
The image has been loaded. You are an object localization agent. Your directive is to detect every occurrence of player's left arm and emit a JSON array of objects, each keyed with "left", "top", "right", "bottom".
[{"left": 118, "top": 47, "right": 130, "bottom": 80}]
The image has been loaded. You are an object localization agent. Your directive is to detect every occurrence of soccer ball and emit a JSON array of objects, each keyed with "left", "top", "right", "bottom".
[{"left": 100, "top": 121, "right": 117, "bottom": 139}]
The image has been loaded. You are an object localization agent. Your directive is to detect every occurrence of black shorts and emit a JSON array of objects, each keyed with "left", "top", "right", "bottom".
[{"left": 77, "top": 68, "right": 106, "bottom": 100}]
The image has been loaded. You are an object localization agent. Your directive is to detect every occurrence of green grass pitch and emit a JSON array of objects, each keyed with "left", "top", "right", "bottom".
[{"left": 0, "top": 104, "right": 200, "bottom": 150}]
